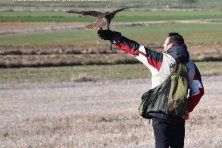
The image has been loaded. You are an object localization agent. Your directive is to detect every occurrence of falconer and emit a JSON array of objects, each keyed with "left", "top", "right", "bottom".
[{"left": 98, "top": 30, "right": 204, "bottom": 148}]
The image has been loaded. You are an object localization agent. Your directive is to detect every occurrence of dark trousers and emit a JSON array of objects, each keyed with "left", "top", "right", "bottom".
[{"left": 152, "top": 116, "right": 185, "bottom": 148}]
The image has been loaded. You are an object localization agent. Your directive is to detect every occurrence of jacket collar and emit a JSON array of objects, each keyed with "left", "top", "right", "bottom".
[{"left": 166, "top": 44, "right": 190, "bottom": 64}]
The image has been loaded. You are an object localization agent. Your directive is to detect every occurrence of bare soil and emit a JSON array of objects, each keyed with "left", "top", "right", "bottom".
[
  {"left": 1, "top": 19, "right": 222, "bottom": 35},
  {"left": 0, "top": 75, "right": 221, "bottom": 147}
]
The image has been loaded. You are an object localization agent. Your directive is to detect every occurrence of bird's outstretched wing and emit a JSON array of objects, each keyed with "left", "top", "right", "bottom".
[
  {"left": 110, "top": 6, "right": 141, "bottom": 16},
  {"left": 108, "top": 7, "right": 139, "bottom": 22},
  {"left": 110, "top": 8, "right": 127, "bottom": 15},
  {"left": 67, "top": 10, "right": 104, "bottom": 17}
]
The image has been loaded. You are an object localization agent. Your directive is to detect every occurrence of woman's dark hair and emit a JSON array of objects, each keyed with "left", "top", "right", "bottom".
[{"left": 168, "top": 32, "right": 184, "bottom": 46}]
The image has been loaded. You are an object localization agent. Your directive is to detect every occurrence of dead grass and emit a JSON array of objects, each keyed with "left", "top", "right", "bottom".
[
  {"left": 0, "top": 76, "right": 221, "bottom": 147},
  {"left": 70, "top": 74, "right": 96, "bottom": 82}
]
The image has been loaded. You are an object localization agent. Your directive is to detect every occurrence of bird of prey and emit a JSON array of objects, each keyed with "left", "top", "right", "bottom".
[
  {"left": 67, "top": 7, "right": 136, "bottom": 50},
  {"left": 67, "top": 8, "right": 131, "bottom": 30}
]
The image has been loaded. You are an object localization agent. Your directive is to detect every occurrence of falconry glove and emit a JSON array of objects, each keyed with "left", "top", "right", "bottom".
[{"left": 98, "top": 30, "right": 122, "bottom": 44}]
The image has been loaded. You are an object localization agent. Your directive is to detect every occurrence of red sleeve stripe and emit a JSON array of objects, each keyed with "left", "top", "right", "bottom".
[
  {"left": 187, "top": 87, "right": 204, "bottom": 112},
  {"left": 116, "top": 43, "right": 162, "bottom": 71},
  {"left": 116, "top": 42, "right": 139, "bottom": 55},
  {"left": 147, "top": 56, "right": 162, "bottom": 71}
]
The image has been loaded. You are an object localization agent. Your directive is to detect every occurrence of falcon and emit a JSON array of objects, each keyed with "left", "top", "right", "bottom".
[
  {"left": 67, "top": 7, "right": 136, "bottom": 50},
  {"left": 67, "top": 8, "right": 130, "bottom": 30}
]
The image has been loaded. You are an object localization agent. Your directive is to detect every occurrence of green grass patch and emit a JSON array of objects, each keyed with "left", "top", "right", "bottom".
[
  {"left": 113, "top": 10, "right": 222, "bottom": 22},
  {"left": 118, "top": 23, "right": 222, "bottom": 45},
  {"left": 1, "top": 10, "right": 222, "bottom": 22},
  {"left": 0, "top": 11, "right": 94, "bottom": 22},
  {"left": 0, "top": 29, "right": 98, "bottom": 47},
  {"left": 0, "top": 64, "right": 150, "bottom": 84},
  {"left": 0, "top": 62, "right": 221, "bottom": 84},
  {"left": 1, "top": 23, "right": 222, "bottom": 47}
]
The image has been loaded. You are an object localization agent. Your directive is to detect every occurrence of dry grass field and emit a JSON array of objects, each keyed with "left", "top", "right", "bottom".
[{"left": 0, "top": 75, "right": 221, "bottom": 148}]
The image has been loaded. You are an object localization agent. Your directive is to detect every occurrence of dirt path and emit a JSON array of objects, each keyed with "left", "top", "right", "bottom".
[
  {"left": 1, "top": 19, "right": 222, "bottom": 35},
  {"left": 0, "top": 22, "right": 85, "bottom": 35},
  {"left": 0, "top": 75, "right": 221, "bottom": 147}
]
